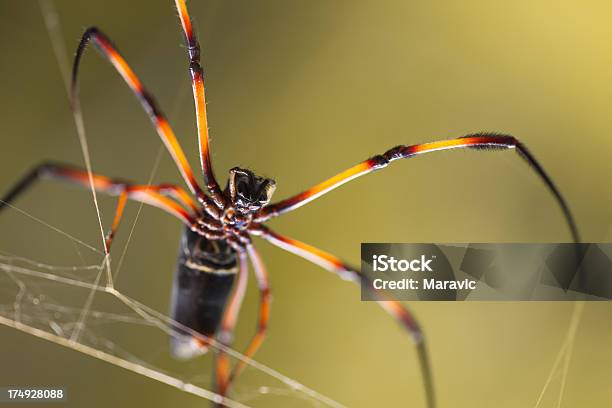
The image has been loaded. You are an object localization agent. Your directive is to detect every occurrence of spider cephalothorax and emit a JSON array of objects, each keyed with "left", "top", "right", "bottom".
[
  {"left": 221, "top": 167, "right": 275, "bottom": 230},
  {"left": 226, "top": 167, "right": 276, "bottom": 214},
  {"left": 193, "top": 167, "right": 276, "bottom": 248}
]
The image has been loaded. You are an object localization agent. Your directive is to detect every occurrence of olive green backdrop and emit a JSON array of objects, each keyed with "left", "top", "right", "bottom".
[{"left": 0, "top": 1, "right": 611, "bottom": 407}]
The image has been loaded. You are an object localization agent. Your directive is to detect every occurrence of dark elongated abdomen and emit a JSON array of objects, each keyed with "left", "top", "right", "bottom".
[{"left": 169, "top": 227, "right": 237, "bottom": 360}]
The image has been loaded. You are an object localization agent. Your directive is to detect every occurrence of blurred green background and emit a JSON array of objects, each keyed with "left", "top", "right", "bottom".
[{"left": 1, "top": 0, "right": 612, "bottom": 407}]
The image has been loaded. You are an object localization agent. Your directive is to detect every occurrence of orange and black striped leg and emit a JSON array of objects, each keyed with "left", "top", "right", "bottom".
[
  {"left": 72, "top": 27, "right": 210, "bottom": 208},
  {"left": 104, "top": 190, "right": 128, "bottom": 253},
  {"left": 174, "top": 0, "right": 225, "bottom": 208},
  {"left": 256, "top": 133, "right": 580, "bottom": 243},
  {"left": 215, "top": 250, "right": 249, "bottom": 397},
  {"left": 0, "top": 162, "right": 197, "bottom": 239},
  {"left": 249, "top": 224, "right": 435, "bottom": 408},
  {"left": 103, "top": 183, "right": 206, "bottom": 253},
  {"left": 225, "top": 244, "right": 271, "bottom": 386}
]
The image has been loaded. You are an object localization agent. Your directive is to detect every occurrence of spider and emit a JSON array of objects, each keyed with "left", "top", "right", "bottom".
[{"left": 0, "top": 1, "right": 580, "bottom": 406}]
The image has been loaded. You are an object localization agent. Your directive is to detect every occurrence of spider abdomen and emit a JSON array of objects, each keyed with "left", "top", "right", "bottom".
[{"left": 169, "top": 227, "right": 237, "bottom": 360}]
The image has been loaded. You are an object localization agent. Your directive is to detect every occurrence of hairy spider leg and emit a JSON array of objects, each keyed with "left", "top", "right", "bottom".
[
  {"left": 73, "top": 27, "right": 214, "bottom": 209},
  {"left": 257, "top": 134, "right": 580, "bottom": 244},
  {"left": 174, "top": 0, "right": 224, "bottom": 208},
  {"left": 214, "top": 250, "right": 249, "bottom": 395},
  {"left": 0, "top": 162, "right": 198, "bottom": 252},
  {"left": 250, "top": 224, "right": 436, "bottom": 408}
]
